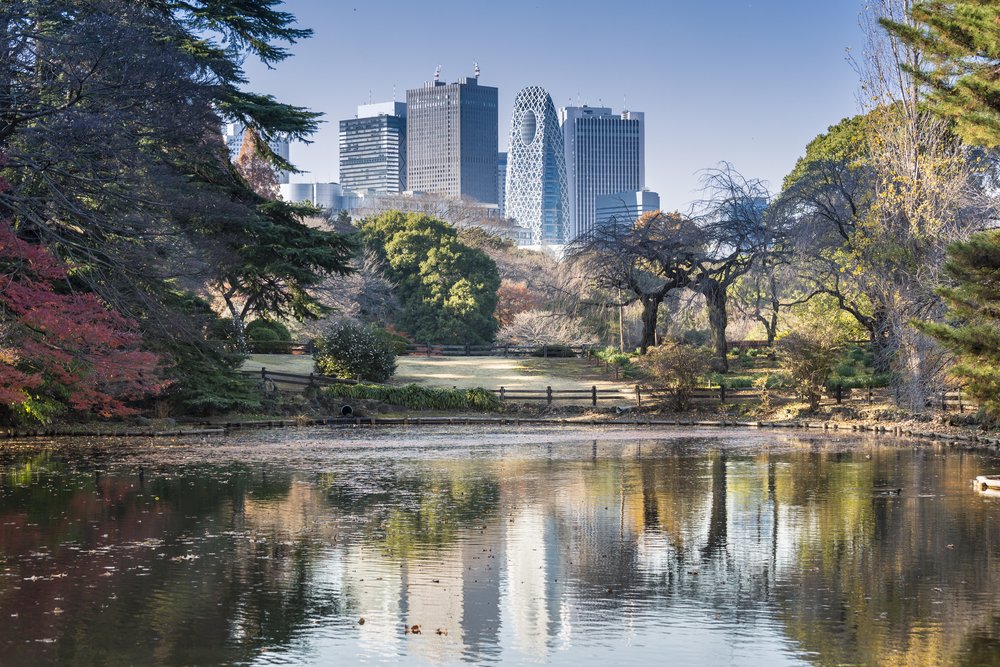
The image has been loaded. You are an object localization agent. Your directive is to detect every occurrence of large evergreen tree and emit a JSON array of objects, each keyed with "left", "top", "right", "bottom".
[
  {"left": 882, "top": 1, "right": 1000, "bottom": 147},
  {"left": 0, "top": 0, "right": 354, "bottom": 413},
  {"left": 920, "top": 230, "right": 1000, "bottom": 418}
]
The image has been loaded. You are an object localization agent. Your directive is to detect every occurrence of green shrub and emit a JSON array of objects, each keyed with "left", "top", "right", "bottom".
[
  {"left": 247, "top": 325, "right": 279, "bottom": 342},
  {"left": 246, "top": 319, "right": 291, "bottom": 342},
  {"left": 833, "top": 362, "right": 857, "bottom": 377},
  {"left": 314, "top": 320, "right": 398, "bottom": 383},
  {"left": 324, "top": 383, "right": 500, "bottom": 411}
]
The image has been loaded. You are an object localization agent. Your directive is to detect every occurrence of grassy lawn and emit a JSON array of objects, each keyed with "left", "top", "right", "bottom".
[{"left": 241, "top": 354, "right": 630, "bottom": 391}]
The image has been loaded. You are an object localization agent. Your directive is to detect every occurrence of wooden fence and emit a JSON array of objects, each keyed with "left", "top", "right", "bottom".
[
  {"left": 240, "top": 367, "right": 359, "bottom": 389},
  {"left": 241, "top": 368, "right": 979, "bottom": 413}
]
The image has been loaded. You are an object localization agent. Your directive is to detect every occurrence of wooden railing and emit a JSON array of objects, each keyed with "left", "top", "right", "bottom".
[{"left": 240, "top": 368, "right": 979, "bottom": 413}]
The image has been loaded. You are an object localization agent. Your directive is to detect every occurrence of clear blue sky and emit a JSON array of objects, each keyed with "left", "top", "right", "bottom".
[{"left": 244, "top": 0, "right": 867, "bottom": 210}]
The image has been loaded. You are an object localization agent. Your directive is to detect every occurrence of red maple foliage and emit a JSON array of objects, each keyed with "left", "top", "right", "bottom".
[
  {"left": 495, "top": 280, "right": 541, "bottom": 327},
  {"left": 0, "top": 220, "right": 165, "bottom": 419}
]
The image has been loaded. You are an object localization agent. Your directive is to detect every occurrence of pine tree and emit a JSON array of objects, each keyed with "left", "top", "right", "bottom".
[
  {"left": 920, "top": 230, "right": 1000, "bottom": 418},
  {"left": 881, "top": 2, "right": 1000, "bottom": 147}
]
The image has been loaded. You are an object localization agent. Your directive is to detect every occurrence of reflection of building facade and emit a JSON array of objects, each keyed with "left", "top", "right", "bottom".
[
  {"left": 504, "top": 87, "right": 569, "bottom": 245},
  {"left": 406, "top": 72, "right": 499, "bottom": 204},
  {"left": 339, "top": 102, "right": 407, "bottom": 194},
  {"left": 559, "top": 106, "right": 645, "bottom": 240}
]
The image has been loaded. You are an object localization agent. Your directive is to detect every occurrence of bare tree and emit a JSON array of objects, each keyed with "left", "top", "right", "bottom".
[
  {"left": 568, "top": 211, "right": 703, "bottom": 353},
  {"left": 689, "top": 164, "right": 775, "bottom": 371}
]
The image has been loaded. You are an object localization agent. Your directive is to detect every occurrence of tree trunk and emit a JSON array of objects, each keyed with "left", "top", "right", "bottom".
[
  {"left": 703, "top": 278, "right": 729, "bottom": 372},
  {"left": 223, "top": 292, "right": 248, "bottom": 352},
  {"left": 870, "top": 305, "right": 899, "bottom": 374},
  {"left": 638, "top": 294, "right": 661, "bottom": 354}
]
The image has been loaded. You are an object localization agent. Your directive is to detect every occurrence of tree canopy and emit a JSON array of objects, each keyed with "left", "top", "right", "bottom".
[
  {"left": 360, "top": 211, "right": 500, "bottom": 344},
  {"left": 881, "top": 1, "right": 1000, "bottom": 147}
]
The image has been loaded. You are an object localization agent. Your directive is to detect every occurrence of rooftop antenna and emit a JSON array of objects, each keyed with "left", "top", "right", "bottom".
[
  {"left": 623, "top": 93, "right": 627, "bottom": 112},
  {"left": 392, "top": 84, "right": 396, "bottom": 101},
  {"left": 369, "top": 89, "right": 372, "bottom": 104},
  {"left": 434, "top": 65, "right": 441, "bottom": 82},
  {"left": 473, "top": 61, "right": 480, "bottom": 79}
]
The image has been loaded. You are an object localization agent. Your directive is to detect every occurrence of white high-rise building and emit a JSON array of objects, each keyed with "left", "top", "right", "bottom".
[
  {"left": 504, "top": 87, "right": 569, "bottom": 244},
  {"left": 558, "top": 106, "right": 645, "bottom": 240},
  {"left": 222, "top": 122, "right": 291, "bottom": 185}
]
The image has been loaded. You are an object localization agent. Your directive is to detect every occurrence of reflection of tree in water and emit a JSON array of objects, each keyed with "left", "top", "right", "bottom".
[
  {"left": 319, "top": 464, "right": 502, "bottom": 555},
  {"left": 0, "top": 462, "right": 335, "bottom": 665},
  {"left": 773, "top": 447, "right": 1000, "bottom": 666},
  {"left": 5, "top": 440, "right": 1000, "bottom": 664}
]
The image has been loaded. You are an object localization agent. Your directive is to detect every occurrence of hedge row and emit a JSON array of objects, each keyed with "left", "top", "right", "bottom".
[{"left": 323, "top": 383, "right": 501, "bottom": 411}]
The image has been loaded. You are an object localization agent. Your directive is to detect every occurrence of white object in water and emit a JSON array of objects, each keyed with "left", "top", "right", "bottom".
[{"left": 974, "top": 475, "right": 1000, "bottom": 492}]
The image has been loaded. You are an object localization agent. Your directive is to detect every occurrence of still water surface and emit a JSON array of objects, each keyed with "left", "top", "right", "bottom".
[{"left": 2, "top": 426, "right": 1000, "bottom": 666}]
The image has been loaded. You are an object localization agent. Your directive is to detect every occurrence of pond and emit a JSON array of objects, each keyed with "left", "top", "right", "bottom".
[{"left": 2, "top": 426, "right": 1000, "bottom": 666}]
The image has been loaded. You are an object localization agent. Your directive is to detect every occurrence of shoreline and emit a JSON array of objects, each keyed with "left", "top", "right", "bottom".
[{"left": 3, "top": 412, "right": 998, "bottom": 449}]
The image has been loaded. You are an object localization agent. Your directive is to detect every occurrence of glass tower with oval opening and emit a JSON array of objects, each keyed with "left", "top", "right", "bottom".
[{"left": 504, "top": 87, "right": 569, "bottom": 245}]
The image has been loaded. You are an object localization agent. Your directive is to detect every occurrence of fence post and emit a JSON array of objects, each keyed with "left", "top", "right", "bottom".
[
  {"left": 941, "top": 390, "right": 947, "bottom": 412},
  {"left": 546, "top": 386, "right": 553, "bottom": 405},
  {"left": 543, "top": 344, "right": 548, "bottom": 359},
  {"left": 309, "top": 372, "right": 316, "bottom": 389},
  {"left": 720, "top": 384, "right": 726, "bottom": 404},
  {"left": 635, "top": 384, "right": 641, "bottom": 406},
  {"left": 500, "top": 386, "right": 506, "bottom": 401},
  {"left": 836, "top": 384, "right": 842, "bottom": 404},
  {"left": 504, "top": 344, "right": 509, "bottom": 358},
  {"left": 959, "top": 387, "right": 964, "bottom": 413},
  {"left": 592, "top": 385, "right": 597, "bottom": 407},
  {"left": 426, "top": 342, "right": 432, "bottom": 358},
  {"left": 261, "top": 366, "right": 267, "bottom": 380},
  {"left": 465, "top": 343, "right": 470, "bottom": 357},
  {"left": 868, "top": 385, "right": 873, "bottom": 405}
]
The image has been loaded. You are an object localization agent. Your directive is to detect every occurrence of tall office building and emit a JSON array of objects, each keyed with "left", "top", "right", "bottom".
[
  {"left": 406, "top": 70, "right": 498, "bottom": 204},
  {"left": 497, "top": 152, "right": 507, "bottom": 218},
  {"left": 504, "top": 87, "right": 569, "bottom": 244},
  {"left": 559, "top": 106, "right": 645, "bottom": 240},
  {"left": 594, "top": 190, "right": 660, "bottom": 228},
  {"left": 222, "top": 122, "right": 290, "bottom": 184},
  {"left": 339, "top": 102, "right": 407, "bottom": 194}
]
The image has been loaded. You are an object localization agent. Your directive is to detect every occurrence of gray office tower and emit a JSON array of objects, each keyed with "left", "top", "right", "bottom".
[
  {"left": 497, "top": 152, "right": 507, "bottom": 217},
  {"left": 339, "top": 102, "right": 407, "bottom": 193},
  {"left": 559, "top": 106, "right": 645, "bottom": 240},
  {"left": 406, "top": 71, "right": 498, "bottom": 204}
]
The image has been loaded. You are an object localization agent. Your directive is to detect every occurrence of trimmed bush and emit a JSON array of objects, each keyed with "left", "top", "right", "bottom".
[
  {"left": 324, "top": 383, "right": 500, "bottom": 411},
  {"left": 314, "top": 320, "right": 397, "bottom": 383},
  {"left": 246, "top": 319, "right": 291, "bottom": 342}
]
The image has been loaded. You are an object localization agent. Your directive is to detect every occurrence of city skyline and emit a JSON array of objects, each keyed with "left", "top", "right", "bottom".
[{"left": 242, "top": 1, "right": 865, "bottom": 211}]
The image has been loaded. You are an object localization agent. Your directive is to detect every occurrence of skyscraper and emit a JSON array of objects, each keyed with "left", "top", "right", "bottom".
[
  {"left": 595, "top": 190, "right": 661, "bottom": 228},
  {"left": 559, "top": 106, "right": 645, "bottom": 240},
  {"left": 406, "top": 70, "right": 498, "bottom": 204},
  {"left": 339, "top": 102, "right": 407, "bottom": 194},
  {"left": 221, "top": 122, "right": 290, "bottom": 185},
  {"left": 504, "top": 87, "right": 569, "bottom": 244},
  {"left": 497, "top": 152, "right": 507, "bottom": 218}
]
